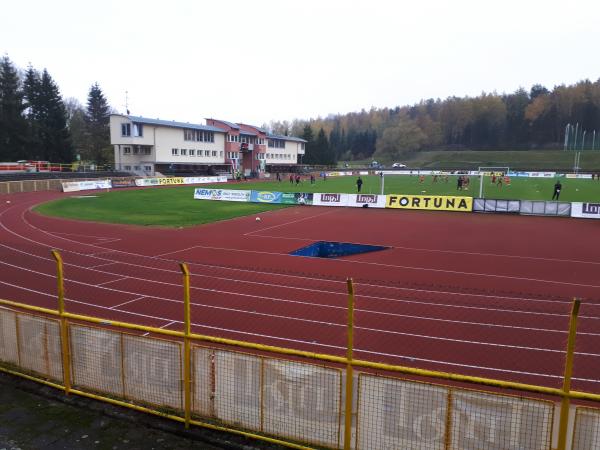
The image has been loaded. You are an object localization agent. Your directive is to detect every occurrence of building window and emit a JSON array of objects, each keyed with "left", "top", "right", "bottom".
[
  {"left": 144, "top": 147, "right": 151, "bottom": 155},
  {"left": 219, "top": 151, "right": 223, "bottom": 157},
  {"left": 123, "top": 146, "right": 131, "bottom": 155},
  {"left": 121, "top": 123, "right": 131, "bottom": 137},
  {"left": 212, "top": 150, "right": 217, "bottom": 157},
  {"left": 268, "top": 139, "right": 285, "bottom": 149},
  {"left": 204, "top": 150, "right": 210, "bottom": 157},
  {"left": 133, "top": 147, "right": 139, "bottom": 155},
  {"left": 133, "top": 123, "right": 143, "bottom": 137},
  {"left": 134, "top": 165, "right": 140, "bottom": 171},
  {"left": 181, "top": 149, "right": 187, "bottom": 156},
  {"left": 144, "top": 165, "right": 152, "bottom": 172},
  {"left": 172, "top": 148, "right": 179, "bottom": 155},
  {"left": 124, "top": 165, "right": 131, "bottom": 170},
  {"left": 189, "top": 149, "right": 195, "bottom": 156}
]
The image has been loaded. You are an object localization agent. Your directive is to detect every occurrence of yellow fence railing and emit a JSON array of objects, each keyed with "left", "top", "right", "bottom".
[{"left": 1, "top": 251, "right": 600, "bottom": 450}]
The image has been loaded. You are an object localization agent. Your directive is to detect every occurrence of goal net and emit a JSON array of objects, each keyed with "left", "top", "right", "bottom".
[{"left": 478, "top": 166, "right": 510, "bottom": 176}]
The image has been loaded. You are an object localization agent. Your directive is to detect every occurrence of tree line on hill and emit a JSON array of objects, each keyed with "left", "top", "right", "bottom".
[
  {"left": 2, "top": 54, "right": 599, "bottom": 166},
  {"left": 0, "top": 55, "right": 111, "bottom": 164},
  {"left": 269, "top": 79, "right": 600, "bottom": 165}
]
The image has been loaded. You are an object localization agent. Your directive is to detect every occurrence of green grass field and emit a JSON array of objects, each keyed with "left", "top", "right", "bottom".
[
  {"left": 342, "top": 150, "right": 600, "bottom": 171},
  {"left": 34, "top": 174, "right": 600, "bottom": 227}
]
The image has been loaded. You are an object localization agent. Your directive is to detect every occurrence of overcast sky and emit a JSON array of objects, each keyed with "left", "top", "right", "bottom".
[{"left": 2, "top": 0, "right": 599, "bottom": 127}]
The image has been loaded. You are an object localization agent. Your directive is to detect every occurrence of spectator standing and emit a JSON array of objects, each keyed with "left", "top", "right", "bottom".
[
  {"left": 552, "top": 180, "right": 562, "bottom": 200},
  {"left": 356, "top": 176, "right": 363, "bottom": 193},
  {"left": 457, "top": 176, "right": 463, "bottom": 190}
]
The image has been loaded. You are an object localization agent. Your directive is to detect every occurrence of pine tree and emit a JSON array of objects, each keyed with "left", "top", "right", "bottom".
[
  {"left": 23, "top": 66, "right": 42, "bottom": 157},
  {"left": 85, "top": 82, "right": 110, "bottom": 163},
  {"left": 0, "top": 55, "right": 28, "bottom": 160},
  {"left": 23, "top": 68, "right": 73, "bottom": 162},
  {"left": 315, "top": 128, "right": 333, "bottom": 165},
  {"left": 300, "top": 125, "right": 316, "bottom": 164}
]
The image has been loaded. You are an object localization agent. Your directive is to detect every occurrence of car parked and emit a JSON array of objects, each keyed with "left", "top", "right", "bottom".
[{"left": 392, "top": 163, "right": 407, "bottom": 168}]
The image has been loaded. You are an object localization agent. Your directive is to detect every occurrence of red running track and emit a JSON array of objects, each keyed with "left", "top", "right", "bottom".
[{"left": 1, "top": 189, "right": 600, "bottom": 394}]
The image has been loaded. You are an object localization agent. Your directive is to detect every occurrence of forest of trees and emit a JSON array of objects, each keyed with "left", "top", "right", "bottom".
[
  {"left": 2, "top": 53, "right": 599, "bottom": 166},
  {"left": 0, "top": 55, "right": 111, "bottom": 164},
  {"left": 269, "top": 79, "right": 600, "bottom": 165}
]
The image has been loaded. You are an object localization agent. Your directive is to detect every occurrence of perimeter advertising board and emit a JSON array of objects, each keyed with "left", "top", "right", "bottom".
[
  {"left": 250, "top": 191, "right": 282, "bottom": 203},
  {"left": 62, "top": 179, "right": 112, "bottom": 192},
  {"left": 571, "top": 202, "right": 600, "bottom": 219},
  {"left": 281, "top": 193, "right": 314, "bottom": 205},
  {"left": 313, "top": 193, "right": 349, "bottom": 207},
  {"left": 347, "top": 194, "right": 386, "bottom": 208},
  {"left": 386, "top": 194, "right": 473, "bottom": 212},
  {"left": 193, "top": 188, "right": 251, "bottom": 202},
  {"left": 136, "top": 176, "right": 227, "bottom": 187}
]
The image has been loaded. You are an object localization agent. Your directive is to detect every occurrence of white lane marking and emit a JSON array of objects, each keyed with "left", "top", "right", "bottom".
[
  {"left": 243, "top": 209, "right": 337, "bottom": 237},
  {"left": 109, "top": 296, "right": 146, "bottom": 310},
  {"left": 96, "top": 277, "right": 129, "bottom": 286}
]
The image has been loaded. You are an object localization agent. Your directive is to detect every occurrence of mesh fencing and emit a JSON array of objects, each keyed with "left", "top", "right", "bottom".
[
  {"left": 572, "top": 407, "right": 600, "bottom": 450},
  {"left": 1, "top": 305, "right": 600, "bottom": 449}
]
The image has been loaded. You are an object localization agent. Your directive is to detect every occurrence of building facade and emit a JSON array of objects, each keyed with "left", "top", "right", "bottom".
[{"left": 110, "top": 115, "right": 306, "bottom": 176}]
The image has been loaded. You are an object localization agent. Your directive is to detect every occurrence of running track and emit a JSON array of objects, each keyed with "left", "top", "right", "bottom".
[{"left": 1, "top": 189, "right": 600, "bottom": 394}]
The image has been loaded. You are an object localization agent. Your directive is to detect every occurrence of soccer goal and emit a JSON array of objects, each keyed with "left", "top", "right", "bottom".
[{"left": 477, "top": 167, "right": 510, "bottom": 198}]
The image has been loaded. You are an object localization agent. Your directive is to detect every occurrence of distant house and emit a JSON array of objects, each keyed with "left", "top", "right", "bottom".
[{"left": 109, "top": 114, "right": 306, "bottom": 176}]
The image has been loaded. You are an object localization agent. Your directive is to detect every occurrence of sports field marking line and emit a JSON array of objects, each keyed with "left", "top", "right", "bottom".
[
  {"left": 249, "top": 233, "right": 600, "bottom": 267},
  {"left": 45, "top": 231, "right": 122, "bottom": 244},
  {"left": 2, "top": 245, "right": 597, "bottom": 325},
  {"left": 243, "top": 209, "right": 337, "bottom": 237},
  {"left": 96, "top": 277, "right": 130, "bottom": 286},
  {"left": 86, "top": 261, "right": 118, "bottom": 269},
  {"left": 7, "top": 203, "right": 600, "bottom": 293},
  {"left": 1, "top": 278, "right": 600, "bottom": 385},
  {"left": 3, "top": 244, "right": 600, "bottom": 329},
  {"left": 149, "top": 243, "right": 600, "bottom": 290},
  {"left": 2, "top": 268, "right": 600, "bottom": 359},
  {"left": 109, "top": 296, "right": 147, "bottom": 309}
]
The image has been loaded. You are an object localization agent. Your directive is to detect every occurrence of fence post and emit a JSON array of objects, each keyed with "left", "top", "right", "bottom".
[
  {"left": 557, "top": 298, "right": 580, "bottom": 450},
  {"left": 343, "top": 278, "right": 355, "bottom": 450},
  {"left": 180, "top": 262, "right": 192, "bottom": 429},
  {"left": 51, "top": 250, "right": 71, "bottom": 395}
]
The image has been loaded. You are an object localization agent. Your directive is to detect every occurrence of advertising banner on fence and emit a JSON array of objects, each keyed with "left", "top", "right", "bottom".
[
  {"left": 347, "top": 194, "right": 386, "bottom": 208},
  {"left": 386, "top": 194, "right": 473, "bottom": 212},
  {"left": 62, "top": 179, "right": 112, "bottom": 193},
  {"left": 565, "top": 173, "right": 593, "bottom": 179},
  {"left": 194, "top": 188, "right": 251, "bottom": 202},
  {"left": 250, "top": 191, "right": 283, "bottom": 203},
  {"left": 136, "top": 176, "right": 227, "bottom": 187},
  {"left": 571, "top": 202, "right": 600, "bottom": 219},
  {"left": 183, "top": 176, "right": 228, "bottom": 184},
  {"left": 111, "top": 178, "right": 137, "bottom": 188},
  {"left": 281, "top": 192, "right": 314, "bottom": 205},
  {"left": 313, "top": 193, "right": 349, "bottom": 207}
]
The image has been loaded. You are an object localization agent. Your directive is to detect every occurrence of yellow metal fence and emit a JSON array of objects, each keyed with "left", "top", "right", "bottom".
[{"left": 1, "top": 252, "right": 600, "bottom": 450}]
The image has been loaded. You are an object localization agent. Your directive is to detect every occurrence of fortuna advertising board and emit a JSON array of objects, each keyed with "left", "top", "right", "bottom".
[
  {"left": 136, "top": 176, "right": 227, "bottom": 187},
  {"left": 347, "top": 194, "right": 386, "bottom": 208},
  {"left": 386, "top": 194, "right": 473, "bottom": 212},
  {"left": 62, "top": 179, "right": 112, "bottom": 192},
  {"left": 193, "top": 188, "right": 251, "bottom": 202},
  {"left": 571, "top": 202, "right": 600, "bottom": 219},
  {"left": 313, "top": 193, "right": 350, "bottom": 207}
]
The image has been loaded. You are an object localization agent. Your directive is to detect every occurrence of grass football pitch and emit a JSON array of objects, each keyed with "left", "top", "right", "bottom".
[{"left": 34, "top": 174, "right": 600, "bottom": 227}]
